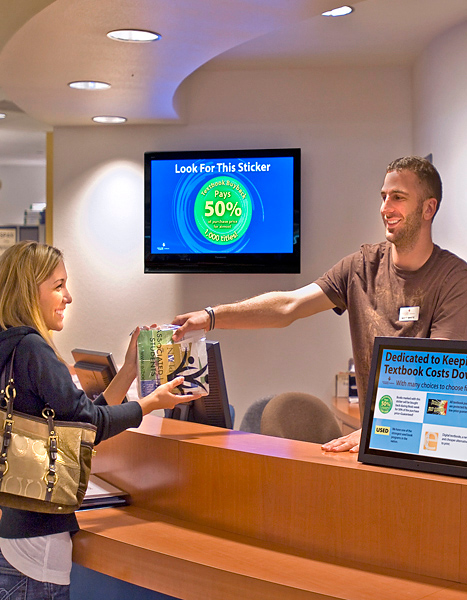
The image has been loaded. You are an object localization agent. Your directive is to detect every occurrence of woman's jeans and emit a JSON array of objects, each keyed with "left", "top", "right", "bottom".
[{"left": 0, "top": 550, "right": 69, "bottom": 600}]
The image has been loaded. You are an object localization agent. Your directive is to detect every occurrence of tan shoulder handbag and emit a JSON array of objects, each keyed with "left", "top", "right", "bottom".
[{"left": 0, "top": 347, "right": 97, "bottom": 513}]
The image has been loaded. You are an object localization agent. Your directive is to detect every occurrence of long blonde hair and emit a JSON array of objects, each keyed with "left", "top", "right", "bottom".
[{"left": 0, "top": 241, "right": 64, "bottom": 349}]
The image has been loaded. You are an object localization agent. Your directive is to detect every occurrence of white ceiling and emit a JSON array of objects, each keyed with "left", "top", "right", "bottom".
[{"left": 1, "top": 0, "right": 467, "bottom": 164}]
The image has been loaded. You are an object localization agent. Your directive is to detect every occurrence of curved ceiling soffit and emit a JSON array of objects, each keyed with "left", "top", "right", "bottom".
[
  {"left": 0, "top": 0, "right": 366, "bottom": 125},
  {"left": 0, "top": 0, "right": 56, "bottom": 108},
  {"left": 172, "top": 0, "right": 367, "bottom": 120},
  {"left": 0, "top": 0, "right": 57, "bottom": 52}
]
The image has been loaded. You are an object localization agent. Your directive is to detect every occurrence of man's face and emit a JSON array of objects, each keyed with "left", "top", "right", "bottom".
[{"left": 380, "top": 170, "right": 427, "bottom": 250}]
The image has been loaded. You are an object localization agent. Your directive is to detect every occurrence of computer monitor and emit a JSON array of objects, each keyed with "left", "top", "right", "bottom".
[
  {"left": 164, "top": 340, "right": 232, "bottom": 429},
  {"left": 359, "top": 336, "right": 467, "bottom": 478},
  {"left": 72, "top": 348, "right": 128, "bottom": 403}
]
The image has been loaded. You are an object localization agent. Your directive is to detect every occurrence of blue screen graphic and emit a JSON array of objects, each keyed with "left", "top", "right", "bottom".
[
  {"left": 368, "top": 347, "right": 467, "bottom": 461},
  {"left": 149, "top": 156, "right": 295, "bottom": 255}
]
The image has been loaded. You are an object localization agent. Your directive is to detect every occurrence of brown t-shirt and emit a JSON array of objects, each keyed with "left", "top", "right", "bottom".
[{"left": 315, "top": 242, "right": 467, "bottom": 418}]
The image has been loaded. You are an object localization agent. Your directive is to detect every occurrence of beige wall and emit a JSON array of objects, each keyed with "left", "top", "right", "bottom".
[
  {"left": 0, "top": 164, "right": 46, "bottom": 224},
  {"left": 413, "top": 18, "right": 467, "bottom": 262},
  {"left": 53, "top": 64, "right": 413, "bottom": 427}
]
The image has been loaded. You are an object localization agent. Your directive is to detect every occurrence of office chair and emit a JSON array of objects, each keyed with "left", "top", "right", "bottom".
[
  {"left": 260, "top": 392, "right": 342, "bottom": 444},
  {"left": 238, "top": 396, "right": 273, "bottom": 433}
]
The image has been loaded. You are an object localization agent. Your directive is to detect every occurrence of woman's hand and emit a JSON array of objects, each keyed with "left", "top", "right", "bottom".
[
  {"left": 122, "top": 324, "right": 159, "bottom": 374},
  {"left": 103, "top": 324, "right": 156, "bottom": 405},
  {"left": 138, "top": 376, "right": 202, "bottom": 416},
  {"left": 121, "top": 326, "right": 140, "bottom": 378}
]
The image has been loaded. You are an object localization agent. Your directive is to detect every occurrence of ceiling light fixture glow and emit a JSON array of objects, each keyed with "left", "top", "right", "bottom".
[
  {"left": 322, "top": 5, "right": 353, "bottom": 17},
  {"left": 0, "top": 113, "right": 6, "bottom": 119},
  {"left": 68, "top": 81, "right": 111, "bottom": 90},
  {"left": 107, "top": 29, "right": 161, "bottom": 42},
  {"left": 92, "top": 116, "right": 127, "bottom": 124}
]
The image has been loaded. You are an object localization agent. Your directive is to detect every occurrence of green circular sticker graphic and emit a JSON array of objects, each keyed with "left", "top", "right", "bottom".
[
  {"left": 379, "top": 395, "right": 393, "bottom": 414},
  {"left": 194, "top": 177, "right": 252, "bottom": 245}
]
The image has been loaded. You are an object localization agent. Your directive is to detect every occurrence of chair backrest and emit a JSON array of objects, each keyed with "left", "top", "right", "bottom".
[
  {"left": 260, "top": 392, "right": 342, "bottom": 444},
  {"left": 238, "top": 396, "right": 273, "bottom": 433}
]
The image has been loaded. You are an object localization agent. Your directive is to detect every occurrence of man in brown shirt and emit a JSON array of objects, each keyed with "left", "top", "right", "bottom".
[{"left": 172, "top": 156, "right": 467, "bottom": 453}]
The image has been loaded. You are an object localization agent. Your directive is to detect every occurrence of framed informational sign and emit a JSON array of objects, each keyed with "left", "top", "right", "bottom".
[
  {"left": 0, "top": 227, "right": 16, "bottom": 256},
  {"left": 359, "top": 336, "right": 467, "bottom": 478}
]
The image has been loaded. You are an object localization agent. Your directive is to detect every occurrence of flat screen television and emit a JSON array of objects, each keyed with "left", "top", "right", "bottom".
[
  {"left": 72, "top": 348, "right": 128, "bottom": 403},
  {"left": 144, "top": 148, "right": 300, "bottom": 273},
  {"left": 164, "top": 341, "right": 233, "bottom": 429}
]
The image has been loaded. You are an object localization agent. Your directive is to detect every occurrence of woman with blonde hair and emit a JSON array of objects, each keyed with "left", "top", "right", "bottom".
[{"left": 0, "top": 241, "right": 197, "bottom": 599}]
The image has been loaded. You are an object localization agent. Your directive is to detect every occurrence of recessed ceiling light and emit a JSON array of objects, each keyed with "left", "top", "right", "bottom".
[
  {"left": 0, "top": 113, "right": 6, "bottom": 119},
  {"left": 68, "top": 81, "right": 111, "bottom": 90},
  {"left": 92, "top": 116, "right": 127, "bottom": 124},
  {"left": 107, "top": 29, "right": 161, "bottom": 42},
  {"left": 322, "top": 5, "right": 353, "bottom": 17}
]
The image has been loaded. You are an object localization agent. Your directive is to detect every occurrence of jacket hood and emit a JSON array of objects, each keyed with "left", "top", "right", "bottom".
[{"left": 0, "top": 327, "right": 39, "bottom": 375}]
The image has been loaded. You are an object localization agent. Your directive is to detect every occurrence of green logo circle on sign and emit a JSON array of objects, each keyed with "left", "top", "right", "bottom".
[
  {"left": 379, "top": 395, "right": 393, "bottom": 414},
  {"left": 194, "top": 176, "right": 252, "bottom": 245}
]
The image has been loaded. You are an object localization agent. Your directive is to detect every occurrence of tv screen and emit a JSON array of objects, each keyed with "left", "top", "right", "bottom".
[
  {"left": 144, "top": 148, "right": 300, "bottom": 273},
  {"left": 164, "top": 341, "right": 232, "bottom": 429}
]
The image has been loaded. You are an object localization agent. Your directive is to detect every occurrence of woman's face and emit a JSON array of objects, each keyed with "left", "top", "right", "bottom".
[{"left": 38, "top": 260, "right": 72, "bottom": 331}]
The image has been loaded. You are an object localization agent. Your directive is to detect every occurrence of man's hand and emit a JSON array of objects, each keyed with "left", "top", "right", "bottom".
[
  {"left": 172, "top": 310, "right": 210, "bottom": 342},
  {"left": 321, "top": 429, "right": 361, "bottom": 453}
]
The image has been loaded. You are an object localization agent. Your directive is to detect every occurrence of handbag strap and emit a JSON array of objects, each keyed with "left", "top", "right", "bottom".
[
  {"left": 0, "top": 346, "right": 16, "bottom": 400},
  {"left": 0, "top": 347, "right": 17, "bottom": 483},
  {"left": 43, "top": 405, "right": 58, "bottom": 501}
]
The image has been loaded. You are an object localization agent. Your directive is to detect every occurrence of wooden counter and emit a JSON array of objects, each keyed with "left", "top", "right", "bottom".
[{"left": 73, "top": 415, "right": 467, "bottom": 599}]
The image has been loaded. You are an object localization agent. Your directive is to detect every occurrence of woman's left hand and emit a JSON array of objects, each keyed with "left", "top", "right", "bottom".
[
  {"left": 103, "top": 324, "right": 156, "bottom": 405},
  {"left": 123, "top": 324, "right": 158, "bottom": 375},
  {"left": 123, "top": 326, "right": 140, "bottom": 375}
]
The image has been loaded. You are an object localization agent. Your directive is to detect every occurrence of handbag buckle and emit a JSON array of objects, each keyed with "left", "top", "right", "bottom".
[
  {"left": 44, "top": 470, "right": 58, "bottom": 485},
  {"left": 0, "top": 459, "right": 8, "bottom": 477},
  {"left": 42, "top": 406, "right": 55, "bottom": 419},
  {"left": 49, "top": 433, "right": 58, "bottom": 460},
  {"left": 2, "top": 418, "right": 14, "bottom": 447},
  {"left": 44, "top": 469, "right": 58, "bottom": 495},
  {"left": 5, "top": 384, "right": 16, "bottom": 400}
]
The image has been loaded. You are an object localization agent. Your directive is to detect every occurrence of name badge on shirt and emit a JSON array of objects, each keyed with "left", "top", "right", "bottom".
[{"left": 399, "top": 306, "right": 420, "bottom": 322}]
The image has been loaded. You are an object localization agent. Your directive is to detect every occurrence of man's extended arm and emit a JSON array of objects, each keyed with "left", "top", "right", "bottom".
[
  {"left": 172, "top": 284, "right": 360, "bottom": 453},
  {"left": 171, "top": 282, "right": 336, "bottom": 341}
]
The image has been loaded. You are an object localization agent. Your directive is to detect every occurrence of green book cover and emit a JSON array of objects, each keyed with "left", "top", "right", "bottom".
[{"left": 137, "top": 327, "right": 208, "bottom": 397}]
